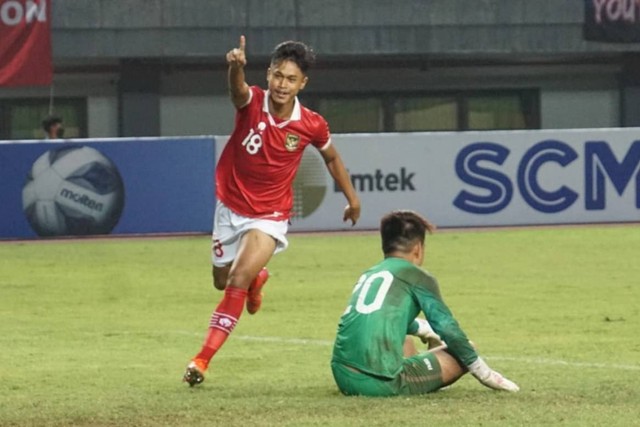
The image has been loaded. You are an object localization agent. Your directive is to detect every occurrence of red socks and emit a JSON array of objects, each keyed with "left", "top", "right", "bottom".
[{"left": 194, "top": 286, "right": 248, "bottom": 365}]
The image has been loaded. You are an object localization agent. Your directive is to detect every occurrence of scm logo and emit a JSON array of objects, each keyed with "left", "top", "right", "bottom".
[{"left": 454, "top": 140, "right": 640, "bottom": 214}]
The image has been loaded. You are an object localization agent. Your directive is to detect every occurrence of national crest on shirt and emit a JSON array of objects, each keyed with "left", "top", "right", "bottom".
[{"left": 285, "top": 133, "right": 300, "bottom": 152}]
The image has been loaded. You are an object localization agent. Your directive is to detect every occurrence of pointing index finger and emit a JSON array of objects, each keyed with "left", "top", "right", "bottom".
[{"left": 239, "top": 35, "right": 246, "bottom": 52}]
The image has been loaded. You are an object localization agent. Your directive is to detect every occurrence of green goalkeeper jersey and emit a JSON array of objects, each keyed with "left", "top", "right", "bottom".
[{"left": 332, "top": 257, "right": 478, "bottom": 379}]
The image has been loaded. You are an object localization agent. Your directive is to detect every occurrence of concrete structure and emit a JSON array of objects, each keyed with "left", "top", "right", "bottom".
[{"left": 2, "top": 0, "right": 640, "bottom": 138}]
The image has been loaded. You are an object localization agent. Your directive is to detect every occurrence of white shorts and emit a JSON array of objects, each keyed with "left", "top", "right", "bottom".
[{"left": 211, "top": 200, "right": 289, "bottom": 267}]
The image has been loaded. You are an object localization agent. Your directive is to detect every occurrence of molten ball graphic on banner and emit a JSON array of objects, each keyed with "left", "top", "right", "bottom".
[{"left": 22, "top": 146, "right": 125, "bottom": 237}]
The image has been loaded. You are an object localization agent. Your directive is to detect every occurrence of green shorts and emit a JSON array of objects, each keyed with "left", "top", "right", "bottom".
[{"left": 331, "top": 352, "right": 445, "bottom": 397}]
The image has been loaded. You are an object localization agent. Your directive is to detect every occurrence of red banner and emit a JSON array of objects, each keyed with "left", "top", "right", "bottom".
[{"left": 0, "top": 0, "right": 52, "bottom": 87}]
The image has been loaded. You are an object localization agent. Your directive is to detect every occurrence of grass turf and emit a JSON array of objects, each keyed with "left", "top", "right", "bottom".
[{"left": 0, "top": 226, "right": 639, "bottom": 426}]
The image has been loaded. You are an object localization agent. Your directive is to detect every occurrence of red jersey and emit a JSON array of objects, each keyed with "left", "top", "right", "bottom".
[{"left": 216, "top": 86, "right": 331, "bottom": 220}]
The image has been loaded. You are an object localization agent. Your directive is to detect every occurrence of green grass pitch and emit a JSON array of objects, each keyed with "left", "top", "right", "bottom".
[{"left": 1, "top": 225, "right": 639, "bottom": 426}]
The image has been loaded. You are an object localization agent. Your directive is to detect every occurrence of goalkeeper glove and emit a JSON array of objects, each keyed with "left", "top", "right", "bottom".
[
  {"left": 413, "top": 318, "right": 442, "bottom": 344},
  {"left": 467, "top": 357, "right": 520, "bottom": 392}
]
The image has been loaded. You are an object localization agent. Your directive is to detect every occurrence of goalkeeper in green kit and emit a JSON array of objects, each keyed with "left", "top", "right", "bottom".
[{"left": 331, "top": 210, "right": 519, "bottom": 396}]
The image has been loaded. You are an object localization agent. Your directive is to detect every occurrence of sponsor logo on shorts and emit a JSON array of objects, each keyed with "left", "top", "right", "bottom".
[{"left": 423, "top": 358, "right": 433, "bottom": 371}]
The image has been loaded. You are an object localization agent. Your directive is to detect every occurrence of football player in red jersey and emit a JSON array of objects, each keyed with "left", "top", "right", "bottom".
[{"left": 184, "top": 35, "right": 361, "bottom": 386}]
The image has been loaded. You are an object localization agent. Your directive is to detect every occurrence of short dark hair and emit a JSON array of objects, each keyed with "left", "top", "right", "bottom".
[
  {"left": 270, "top": 41, "right": 315, "bottom": 73},
  {"left": 42, "top": 115, "right": 62, "bottom": 132},
  {"left": 380, "top": 210, "right": 436, "bottom": 255}
]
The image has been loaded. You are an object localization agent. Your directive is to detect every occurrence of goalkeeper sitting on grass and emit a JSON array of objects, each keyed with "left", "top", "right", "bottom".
[{"left": 331, "top": 210, "right": 519, "bottom": 396}]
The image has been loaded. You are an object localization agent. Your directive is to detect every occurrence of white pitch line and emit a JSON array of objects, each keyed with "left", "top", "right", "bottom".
[
  {"left": 235, "top": 335, "right": 333, "bottom": 346},
  {"left": 173, "top": 331, "right": 640, "bottom": 371},
  {"left": 486, "top": 356, "right": 640, "bottom": 372},
  {"left": 231, "top": 334, "right": 640, "bottom": 372}
]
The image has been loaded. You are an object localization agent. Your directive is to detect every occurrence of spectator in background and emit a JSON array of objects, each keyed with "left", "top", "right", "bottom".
[{"left": 42, "top": 115, "right": 64, "bottom": 139}]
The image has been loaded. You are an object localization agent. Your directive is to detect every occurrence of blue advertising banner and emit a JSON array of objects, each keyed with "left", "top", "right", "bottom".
[{"left": 0, "top": 137, "right": 215, "bottom": 239}]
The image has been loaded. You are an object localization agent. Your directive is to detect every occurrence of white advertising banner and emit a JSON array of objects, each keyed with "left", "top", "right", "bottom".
[{"left": 217, "top": 128, "right": 640, "bottom": 231}]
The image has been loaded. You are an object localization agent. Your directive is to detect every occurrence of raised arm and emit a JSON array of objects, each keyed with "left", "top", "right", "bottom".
[{"left": 226, "top": 35, "right": 251, "bottom": 109}]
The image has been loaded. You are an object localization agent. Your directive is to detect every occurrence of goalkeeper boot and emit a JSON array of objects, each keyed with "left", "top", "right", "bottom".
[
  {"left": 183, "top": 359, "right": 207, "bottom": 387},
  {"left": 246, "top": 268, "right": 269, "bottom": 315}
]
